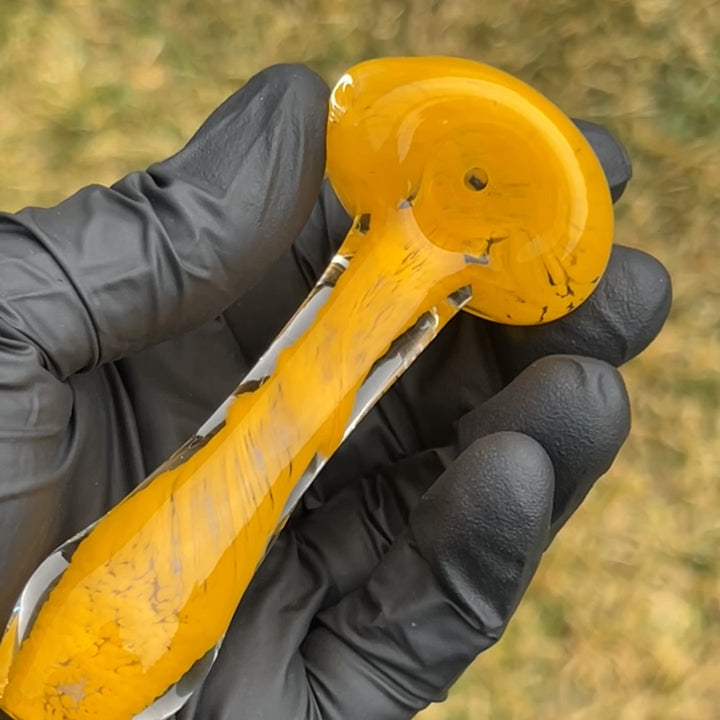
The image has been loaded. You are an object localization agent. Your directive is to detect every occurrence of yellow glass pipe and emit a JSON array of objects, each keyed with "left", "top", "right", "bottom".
[{"left": 0, "top": 57, "right": 613, "bottom": 720}]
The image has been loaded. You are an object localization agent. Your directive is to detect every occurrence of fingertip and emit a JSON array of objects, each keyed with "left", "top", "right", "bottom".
[
  {"left": 459, "top": 354, "right": 630, "bottom": 535},
  {"left": 611, "top": 245, "right": 672, "bottom": 359},
  {"left": 583, "top": 244, "right": 672, "bottom": 366},
  {"left": 532, "top": 355, "right": 630, "bottom": 534},
  {"left": 410, "top": 432, "right": 554, "bottom": 626},
  {"left": 265, "top": 63, "right": 331, "bottom": 112},
  {"left": 155, "top": 63, "right": 329, "bottom": 192},
  {"left": 528, "top": 354, "right": 630, "bottom": 441},
  {"left": 453, "top": 432, "right": 555, "bottom": 524},
  {"left": 573, "top": 119, "right": 633, "bottom": 202},
  {"left": 493, "top": 245, "right": 672, "bottom": 374},
  {"left": 254, "top": 64, "right": 331, "bottom": 152}
]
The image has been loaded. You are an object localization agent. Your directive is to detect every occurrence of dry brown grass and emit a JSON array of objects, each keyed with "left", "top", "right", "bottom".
[{"left": 1, "top": 1, "right": 718, "bottom": 718}]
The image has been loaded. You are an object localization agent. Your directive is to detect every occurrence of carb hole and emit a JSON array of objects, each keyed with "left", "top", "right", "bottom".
[{"left": 464, "top": 168, "right": 488, "bottom": 191}]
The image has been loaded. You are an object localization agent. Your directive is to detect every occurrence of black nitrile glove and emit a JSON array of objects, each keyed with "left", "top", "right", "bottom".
[{"left": 0, "top": 64, "right": 670, "bottom": 719}]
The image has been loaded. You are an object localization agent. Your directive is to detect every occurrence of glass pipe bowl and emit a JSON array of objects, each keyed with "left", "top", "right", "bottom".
[{"left": 327, "top": 56, "right": 614, "bottom": 325}]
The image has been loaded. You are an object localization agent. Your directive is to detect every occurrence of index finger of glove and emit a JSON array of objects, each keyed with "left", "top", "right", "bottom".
[{"left": 0, "top": 64, "right": 329, "bottom": 380}]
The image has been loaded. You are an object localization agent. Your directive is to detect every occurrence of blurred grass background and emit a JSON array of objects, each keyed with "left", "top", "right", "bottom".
[{"left": 0, "top": 0, "right": 718, "bottom": 718}]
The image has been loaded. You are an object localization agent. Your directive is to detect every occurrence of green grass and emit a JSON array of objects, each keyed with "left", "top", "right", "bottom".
[{"left": 1, "top": 1, "right": 718, "bottom": 718}]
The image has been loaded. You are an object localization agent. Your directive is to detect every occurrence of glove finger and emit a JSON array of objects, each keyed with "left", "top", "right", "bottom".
[
  {"left": 490, "top": 244, "right": 672, "bottom": 380},
  {"left": 301, "top": 432, "right": 554, "bottom": 719},
  {"left": 293, "top": 354, "right": 629, "bottom": 609},
  {"left": 457, "top": 354, "right": 630, "bottom": 537},
  {"left": 0, "top": 64, "right": 328, "bottom": 380},
  {"left": 572, "top": 119, "right": 631, "bottom": 202}
]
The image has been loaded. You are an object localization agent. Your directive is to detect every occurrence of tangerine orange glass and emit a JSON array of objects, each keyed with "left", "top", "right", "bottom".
[{"left": 0, "top": 57, "right": 613, "bottom": 720}]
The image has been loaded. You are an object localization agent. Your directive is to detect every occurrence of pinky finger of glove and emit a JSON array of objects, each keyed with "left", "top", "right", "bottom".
[{"left": 301, "top": 431, "right": 554, "bottom": 720}]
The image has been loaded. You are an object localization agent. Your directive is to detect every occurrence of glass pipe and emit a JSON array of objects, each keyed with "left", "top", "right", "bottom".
[{"left": 0, "top": 57, "right": 613, "bottom": 720}]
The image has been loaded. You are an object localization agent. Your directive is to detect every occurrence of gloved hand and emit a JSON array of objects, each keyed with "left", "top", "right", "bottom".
[{"left": 0, "top": 64, "right": 670, "bottom": 719}]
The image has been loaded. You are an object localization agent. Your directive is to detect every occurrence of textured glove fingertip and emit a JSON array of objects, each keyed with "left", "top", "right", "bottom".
[
  {"left": 410, "top": 432, "right": 554, "bottom": 632},
  {"left": 155, "top": 63, "right": 329, "bottom": 191}
]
